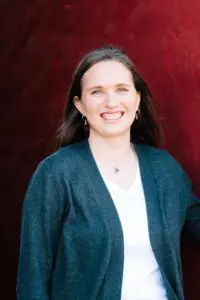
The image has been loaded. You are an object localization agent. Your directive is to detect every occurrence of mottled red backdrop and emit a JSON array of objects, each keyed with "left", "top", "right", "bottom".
[{"left": 1, "top": 1, "right": 200, "bottom": 299}]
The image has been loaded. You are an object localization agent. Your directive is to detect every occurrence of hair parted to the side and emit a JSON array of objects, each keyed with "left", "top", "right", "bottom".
[{"left": 56, "top": 45, "right": 162, "bottom": 148}]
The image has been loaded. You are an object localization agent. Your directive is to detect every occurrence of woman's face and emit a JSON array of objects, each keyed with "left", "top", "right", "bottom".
[{"left": 74, "top": 60, "right": 140, "bottom": 140}]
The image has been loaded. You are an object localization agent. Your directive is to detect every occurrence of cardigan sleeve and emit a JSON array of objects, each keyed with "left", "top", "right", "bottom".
[
  {"left": 16, "top": 159, "right": 67, "bottom": 300},
  {"left": 182, "top": 171, "right": 200, "bottom": 243}
]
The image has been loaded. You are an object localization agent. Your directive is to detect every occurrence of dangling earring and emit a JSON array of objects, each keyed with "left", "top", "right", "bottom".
[
  {"left": 135, "top": 109, "right": 140, "bottom": 120},
  {"left": 82, "top": 115, "right": 88, "bottom": 127}
]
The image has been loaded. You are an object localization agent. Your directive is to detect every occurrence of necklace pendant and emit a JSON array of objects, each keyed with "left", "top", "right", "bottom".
[{"left": 114, "top": 167, "right": 120, "bottom": 174}]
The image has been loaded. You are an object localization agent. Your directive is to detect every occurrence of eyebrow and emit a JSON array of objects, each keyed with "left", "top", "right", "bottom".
[{"left": 87, "top": 83, "right": 131, "bottom": 91}]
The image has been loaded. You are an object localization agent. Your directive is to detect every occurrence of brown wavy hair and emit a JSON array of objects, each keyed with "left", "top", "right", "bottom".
[{"left": 56, "top": 45, "right": 162, "bottom": 148}]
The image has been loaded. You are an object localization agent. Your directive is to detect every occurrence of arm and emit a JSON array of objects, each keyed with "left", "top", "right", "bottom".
[
  {"left": 16, "top": 159, "right": 67, "bottom": 300},
  {"left": 184, "top": 193, "right": 200, "bottom": 243},
  {"left": 182, "top": 171, "right": 200, "bottom": 243}
]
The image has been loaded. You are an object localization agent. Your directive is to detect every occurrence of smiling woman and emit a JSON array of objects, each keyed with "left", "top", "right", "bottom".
[
  {"left": 74, "top": 60, "right": 140, "bottom": 140},
  {"left": 17, "top": 46, "right": 200, "bottom": 300}
]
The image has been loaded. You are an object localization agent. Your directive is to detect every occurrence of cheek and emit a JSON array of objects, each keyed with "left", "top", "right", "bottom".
[
  {"left": 125, "top": 96, "right": 138, "bottom": 109},
  {"left": 82, "top": 97, "right": 103, "bottom": 114}
]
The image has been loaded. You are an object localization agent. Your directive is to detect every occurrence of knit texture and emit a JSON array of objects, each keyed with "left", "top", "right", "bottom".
[{"left": 17, "top": 140, "right": 200, "bottom": 300}]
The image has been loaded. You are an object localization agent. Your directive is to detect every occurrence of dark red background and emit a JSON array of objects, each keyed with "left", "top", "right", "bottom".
[{"left": 1, "top": 1, "right": 200, "bottom": 299}]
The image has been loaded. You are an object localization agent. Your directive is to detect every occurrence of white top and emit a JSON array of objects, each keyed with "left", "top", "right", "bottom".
[{"left": 102, "top": 161, "right": 168, "bottom": 300}]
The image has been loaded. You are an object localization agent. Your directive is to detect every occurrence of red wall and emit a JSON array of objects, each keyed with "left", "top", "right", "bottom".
[{"left": 1, "top": 1, "right": 200, "bottom": 299}]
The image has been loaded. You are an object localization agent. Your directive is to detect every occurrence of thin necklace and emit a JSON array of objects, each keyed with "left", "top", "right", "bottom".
[
  {"left": 112, "top": 143, "right": 134, "bottom": 175},
  {"left": 113, "top": 167, "right": 120, "bottom": 174}
]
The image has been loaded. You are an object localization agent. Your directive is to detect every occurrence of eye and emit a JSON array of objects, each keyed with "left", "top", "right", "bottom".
[
  {"left": 117, "top": 87, "right": 129, "bottom": 93},
  {"left": 91, "top": 89, "right": 102, "bottom": 95}
]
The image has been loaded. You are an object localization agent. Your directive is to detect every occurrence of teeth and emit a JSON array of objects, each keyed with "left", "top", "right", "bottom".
[{"left": 101, "top": 112, "right": 122, "bottom": 120}]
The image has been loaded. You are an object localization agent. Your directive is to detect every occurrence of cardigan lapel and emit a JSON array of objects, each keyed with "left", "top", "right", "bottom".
[
  {"left": 74, "top": 139, "right": 124, "bottom": 233},
  {"left": 74, "top": 139, "right": 124, "bottom": 299},
  {"left": 134, "top": 144, "right": 165, "bottom": 267},
  {"left": 134, "top": 144, "right": 180, "bottom": 300}
]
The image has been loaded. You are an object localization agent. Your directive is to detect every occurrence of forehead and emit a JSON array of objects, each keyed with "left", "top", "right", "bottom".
[{"left": 82, "top": 60, "right": 133, "bottom": 87}]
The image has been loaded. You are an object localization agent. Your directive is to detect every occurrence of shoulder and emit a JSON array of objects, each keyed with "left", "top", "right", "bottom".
[
  {"left": 135, "top": 143, "right": 186, "bottom": 179},
  {"left": 136, "top": 144, "right": 193, "bottom": 207},
  {"left": 32, "top": 140, "right": 87, "bottom": 180}
]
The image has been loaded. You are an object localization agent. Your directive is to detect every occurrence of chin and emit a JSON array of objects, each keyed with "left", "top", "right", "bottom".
[
  {"left": 101, "top": 128, "right": 130, "bottom": 139},
  {"left": 90, "top": 123, "right": 131, "bottom": 139}
]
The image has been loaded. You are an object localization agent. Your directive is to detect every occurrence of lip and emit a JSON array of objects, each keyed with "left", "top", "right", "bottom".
[{"left": 100, "top": 111, "right": 124, "bottom": 121}]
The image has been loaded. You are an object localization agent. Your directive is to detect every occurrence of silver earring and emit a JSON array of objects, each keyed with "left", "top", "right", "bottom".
[
  {"left": 135, "top": 109, "right": 140, "bottom": 120},
  {"left": 82, "top": 115, "right": 88, "bottom": 127}
]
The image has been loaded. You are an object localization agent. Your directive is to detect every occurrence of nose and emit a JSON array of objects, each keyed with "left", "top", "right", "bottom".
[{"left": 104, "top": 91, "right": 118, "bottom": 108}]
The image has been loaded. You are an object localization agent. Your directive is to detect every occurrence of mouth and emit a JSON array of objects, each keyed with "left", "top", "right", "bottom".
[{"left": 100, "top": 111, "right": 124, "bottom": 120}]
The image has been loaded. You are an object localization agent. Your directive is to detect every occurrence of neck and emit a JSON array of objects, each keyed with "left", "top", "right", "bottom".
[{"left": 88, "top": 132, "right": 133, "bottom": 163}]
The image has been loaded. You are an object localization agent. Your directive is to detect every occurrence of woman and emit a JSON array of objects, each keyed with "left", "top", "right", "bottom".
[{"left": 17, "top": 45, "right": 200, "bottom": 300}]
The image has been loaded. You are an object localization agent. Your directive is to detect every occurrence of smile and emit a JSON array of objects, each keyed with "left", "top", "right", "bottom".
[{"left": 100, "top": 112, "right": 124, "bottom": 120}]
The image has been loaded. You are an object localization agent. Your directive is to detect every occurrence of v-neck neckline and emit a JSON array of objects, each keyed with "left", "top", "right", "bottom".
[
  {"left": 76, "top": 139, "right": 144, "bottom": 197},
  {"left": 100, "top": 158, "right": 139, "bottom": 193}
]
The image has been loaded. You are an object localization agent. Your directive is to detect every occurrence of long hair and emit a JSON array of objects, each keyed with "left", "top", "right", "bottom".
[{"left": 56, "top": 45, "right": 162, "bottom": 148}]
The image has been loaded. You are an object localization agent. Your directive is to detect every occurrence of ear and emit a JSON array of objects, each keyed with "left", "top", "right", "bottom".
[{"left": 73, "top": 96, "right": 84, "bottom": 115}]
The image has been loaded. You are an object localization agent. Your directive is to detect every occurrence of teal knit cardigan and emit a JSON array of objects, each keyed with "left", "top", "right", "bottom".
[{"left": 17, "top": 140, "right": 200, "bottom": 300}]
